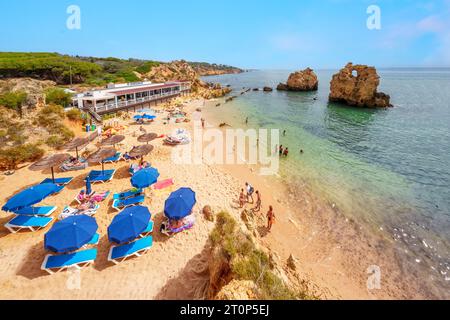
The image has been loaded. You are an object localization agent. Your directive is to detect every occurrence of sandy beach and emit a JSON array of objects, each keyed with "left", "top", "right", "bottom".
[{"left": 0, "top": 97, "right": 430, "bottom": 300}]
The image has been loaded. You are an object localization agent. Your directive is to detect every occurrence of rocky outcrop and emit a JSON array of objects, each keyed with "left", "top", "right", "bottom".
[
  {"left": 263, "top": 87, "right": 273, "bottom": 92},
  {"left": 215, "top": 280, "right": 257, "bottom": 300},
  {"left": 0, "top": 78, "right": 55, "bottom": 110},
  {"left": 142, "top": 60, "right": 231, "bottom": 99},
  {"left": 329, "top": 63, "right": 392, "bottom": 108},
  {"left": 277, "top": 68, "right": 318, "bottom": 91}
]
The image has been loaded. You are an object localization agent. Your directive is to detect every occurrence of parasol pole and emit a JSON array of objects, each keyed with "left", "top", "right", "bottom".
[{"left": 51, "top": 167, "right": 55, "bottom": 184}]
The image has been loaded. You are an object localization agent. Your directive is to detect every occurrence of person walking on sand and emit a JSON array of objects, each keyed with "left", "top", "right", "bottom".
[
  {"left": 267, "top": 206, "right": 275, "bottom": 231},
  {"left": 245, "top": 182, "right": 255, "bottom": 203},
  {"left": 239, "top": 188, "right": 246, "bottom": 208},
  {"left": 254, "top": 190, "right": 262, "bottom": 212}
]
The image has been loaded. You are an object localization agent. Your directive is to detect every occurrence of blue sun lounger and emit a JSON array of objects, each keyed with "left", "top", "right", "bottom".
[
  {"left": 140, "top": 221, "right": 154, "bottom": 238},
  {"left": 103, "top": 153, "right": 122, "bottom": 164},
  {"left": 87, "top": 170, "right": 116, "bottom": 184},
  {"left": 41, "top": 248, "right": 98, "bottom": 274},
  {"left": 108, "top": 236, "right": 153, "bottom": 264},
  {"left": 5, "top": 216, "right": 53, "bottom": 233},
  {"left": 40, "top": 177, "right": 74, "bottom": 186},
  {"left": 112, "top": 195, "right": 145, "bottom": 211},
  {"left": 113, "top": 188, "right": 143, "bottom": 201},
  {"left": 87, "top": 233, "right": 100, "bottom": 246},
  {"left": 13, "top": 206, "right": 57, "bottom": 217}
]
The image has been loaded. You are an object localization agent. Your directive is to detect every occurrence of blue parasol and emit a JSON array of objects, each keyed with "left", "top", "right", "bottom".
[
  {"left": 2, "top": 183, "right": 61, "bottom": 212},
  {"left": 164, "top": 188, "right": 196, "bottom": 220},
  {"left": 108, "top": 206, "right": 151, "bottom": 244}
]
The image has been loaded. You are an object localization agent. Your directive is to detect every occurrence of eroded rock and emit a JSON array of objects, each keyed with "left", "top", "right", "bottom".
[
  {"left": 329, "top": 63, "right": 392, "bottom": 108},
  {"left": 277, "top": 68, "right": 318, "bottom": 91}
]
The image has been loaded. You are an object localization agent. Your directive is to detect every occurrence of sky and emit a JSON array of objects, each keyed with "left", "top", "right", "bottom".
[{"left": 0, "top": 0, "right": 449, "bottom": 69}]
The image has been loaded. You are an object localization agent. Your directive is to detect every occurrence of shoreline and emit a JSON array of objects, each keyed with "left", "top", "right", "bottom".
[
  {"left": 0, "top": 96, "right": 444, "bottom": 299},
  {"left": 201, "top": 97, "right": 446, "bottom": 299}
]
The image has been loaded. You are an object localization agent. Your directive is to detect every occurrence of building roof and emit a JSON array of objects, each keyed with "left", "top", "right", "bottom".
[{"left": 111, "top": 83, "right": 181, "bottom": 96}]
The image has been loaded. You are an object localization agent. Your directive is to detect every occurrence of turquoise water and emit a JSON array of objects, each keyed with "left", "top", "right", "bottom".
[{"left": 203, "top": 69, "right": 450, "bottom": 294}]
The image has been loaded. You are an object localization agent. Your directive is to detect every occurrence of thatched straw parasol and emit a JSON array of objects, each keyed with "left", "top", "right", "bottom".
[
  {"left": 87, "top": 148, "right": 117, "bottom": 173},
  {"left": 137, "top": 133, "right": 158, "bottom": 144},
  {"left": 129, "top": 145, "right": 154, "bottom": 161},
  {"left": 101, "top": 135, "right": 125, "bottom": 148},
  {"left": 29, "top": 153, "right": 71, "bottom": 183},
  {"left": 64, "top": 137, "right": 89, "bottom": 158}
]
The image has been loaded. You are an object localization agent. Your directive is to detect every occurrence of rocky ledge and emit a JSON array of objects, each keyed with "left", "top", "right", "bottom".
[
  {"left": 329, "top": 63, "right": 392, "bottom": 108},
  {"left": 277, "top": 68, "right": 318, "bottom": 91}
]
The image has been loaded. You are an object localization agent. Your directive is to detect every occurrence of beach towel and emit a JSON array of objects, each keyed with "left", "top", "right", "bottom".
[{"left": 153, "top": 178, "right": 174, "bottom": 196}]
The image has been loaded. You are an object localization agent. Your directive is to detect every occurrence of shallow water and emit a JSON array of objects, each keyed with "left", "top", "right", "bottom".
[{"left": 203, "top": 69, "right": 450, "bottom": 296}]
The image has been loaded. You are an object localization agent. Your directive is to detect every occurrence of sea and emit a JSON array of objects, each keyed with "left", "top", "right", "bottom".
[{"left": 202, "top": 69, "right": 450, "bottom": 297}]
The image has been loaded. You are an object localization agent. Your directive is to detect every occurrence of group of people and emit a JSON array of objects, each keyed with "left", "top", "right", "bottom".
[
  {"left": 278, "top": 145, "right": 289, "bottom": 157},
  {"left": 238, "top": 182, "right": 275, "bottom": 232}
]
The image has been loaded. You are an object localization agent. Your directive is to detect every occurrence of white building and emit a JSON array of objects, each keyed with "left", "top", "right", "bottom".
[{"left": 73, "top": 80, "right": 191, "bottom": 115}]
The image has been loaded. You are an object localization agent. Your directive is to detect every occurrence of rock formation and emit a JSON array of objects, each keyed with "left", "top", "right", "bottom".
[
  {"left": 263, "top": 87, "right": 273, "bottom": 92},
  {"left": 277, "top": 68, "right": 318, "bottom": 91},
  {"left": 0, "top": 78, "right": 55, "bottom": 110},
  {"left": 215, "top": 280, "right": 257, "bottom": 300},
  {"left": 329, "top": 63, "right": 392, "bottom": 108}
]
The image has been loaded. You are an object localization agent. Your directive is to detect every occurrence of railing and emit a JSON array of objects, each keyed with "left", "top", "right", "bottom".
[{"left": 93, "top": 90, "right": 182, "bottom": 113}]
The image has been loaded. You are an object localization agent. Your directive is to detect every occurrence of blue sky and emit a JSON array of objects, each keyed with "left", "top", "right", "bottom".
[{"left": 0, "top": 0, "right": 449, "bottom": 69}]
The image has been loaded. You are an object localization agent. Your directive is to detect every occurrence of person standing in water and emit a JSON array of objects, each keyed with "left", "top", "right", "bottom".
[
  {"left": 283, "top": 147, "right": 289, "bottom": 157},
  {"left": 279, "top": 145, "right": 284, "bottom": 157},
  {"left": 267, "top": 206, "right": 275, "bottom": 231}
]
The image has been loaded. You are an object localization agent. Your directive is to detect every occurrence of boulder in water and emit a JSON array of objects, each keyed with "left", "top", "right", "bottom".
[
  {"left": 329, "top": 63, "right": 392, "bottom": 108},
  {"left": 277, "top": 68, "right": 318, "bottom": 91}
]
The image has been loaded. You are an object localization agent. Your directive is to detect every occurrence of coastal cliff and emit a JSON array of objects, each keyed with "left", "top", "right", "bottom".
[
  {"left": 329, "top": 63, "right": 392, "bottom": 108},
  {"left": 188, "top": 62, "right": 243, "bottom": 76},
  {"left": 277, "top": 68, "right": 319, "bottom": 91}
]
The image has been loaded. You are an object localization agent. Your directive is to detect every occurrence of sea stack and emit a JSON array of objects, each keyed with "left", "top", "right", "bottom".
[
  {"left": 277, "top": 68, "right": 319, "bottom": 91},
  {"left": 329, "top": 63, "right": 392, "bottom": 108}
]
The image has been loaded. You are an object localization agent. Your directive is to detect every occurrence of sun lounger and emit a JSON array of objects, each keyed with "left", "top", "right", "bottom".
[
  {"left": 140, "top": 221, "right": 154, "bottom": 238},
  {"left": 48, "top": 184, "right": 65, "bottom": 195},
  {"left": 58, "top": 204, "right": 100, "bottom": 220},
  {"left": 88, "top": 170, "right": 116, "bottom": 184},
  {"left": 113, "top": 188, "right": 143, "bottom": 200},
  {"left": 87, "top": 169, "right": 115, "bottom": 178},
  {"left": 74, "top": 190, "right": 96, "bottom": 204},
  {"left": 60, "top": 159, "right": 88, "bottom": 172},
  {"left": 87, "top": 233, "right": 100, "bottom": 246},
  {"left": 108, "top": 236, "right": 153, "bottom": 265},
  {"left": 121, "top": 154, "right": 139, "bottom": 162},
  {"left": 5, "top": 216, "right": 53, "bottom": 233},
  {"left": 160, "top": 216, "right": 195, "bottom": 237},
  {"left": 103, "top": 152, "right": 122, "bottom": 164},
  {"left": 112, "top": 195, "right": 145, "bottom": 211},
  {"left": 40, "top": 177, "right": 74, "bottom": 186},
  {"left": 41, "top": 248, "right": 98, "bottom": 274},
  {"left": 13, "top": 206, "right": 57, "bottom": 217}
]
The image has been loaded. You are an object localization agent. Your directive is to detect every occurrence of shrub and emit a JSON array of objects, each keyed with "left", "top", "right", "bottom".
[
  {"left": 45, "top": 88, "right": 73, "bottom": 107},
  {"left": 0, "top": 143, "right": 44, "bottom": 170},
  {"left": 66, "top": 108, "right": 82, "bottom": 121},
  {"left": 0, "top": 91, "right": 27, "bottom": 116},
  {"left": 210, "top": 211, "right": 316, "bottom": 300}
]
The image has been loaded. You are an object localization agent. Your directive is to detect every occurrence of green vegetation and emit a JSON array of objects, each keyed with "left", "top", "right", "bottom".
[
  {"left": 0, "top": 52, "right": 101, "bottom": 84},
  {"left": 210, "top": 211, "right": 316, "bottom": 300},
  {"left": 0, "top": 143, "right": 44, "bottom": 170},
  {"left": 0, "top": 90, "right": 27, "bottom": 117},
  {"left": 0, "top": 52, "right": 242, "bottom": 85},
  {"left": 65, "top": 108, "right": 83, "bottom": 121},
  {"left": 36, "top": 104, "right": 74, "bottom": 149},
  {"left": 45, "top": 88, "right": 72, "bottom": 107}
]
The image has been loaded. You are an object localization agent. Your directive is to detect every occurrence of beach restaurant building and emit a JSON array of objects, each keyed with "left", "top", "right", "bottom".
[{"left": 73, "top": 81, "right": 191, "bottom": 115}]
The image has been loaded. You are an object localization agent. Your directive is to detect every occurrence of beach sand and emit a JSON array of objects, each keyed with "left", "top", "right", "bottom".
[{"left": 0, "top": 98, "right": 427, "bottom": 300}]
